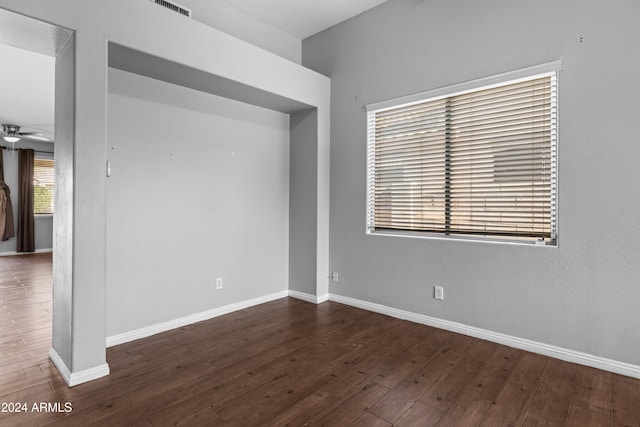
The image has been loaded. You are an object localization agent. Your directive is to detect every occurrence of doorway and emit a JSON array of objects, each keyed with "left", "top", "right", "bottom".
[
  {"left": 0, "top": 7, "right": 73, "bottom": 383},
  {"left": 0, "top": 41, "right": 56, "bottom": 387}
]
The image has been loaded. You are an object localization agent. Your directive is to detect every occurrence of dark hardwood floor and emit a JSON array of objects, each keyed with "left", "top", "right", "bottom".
[{"left": 1, "top": 254, "right": 639, "bottom": 426}]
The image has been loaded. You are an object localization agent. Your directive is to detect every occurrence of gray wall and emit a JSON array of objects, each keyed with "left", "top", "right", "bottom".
[
  {"left": 106, "top": 68, "right": 290, "bottom": 336},
  {"left": 303, "top": 0, "right": 640, "bottom": 366}
]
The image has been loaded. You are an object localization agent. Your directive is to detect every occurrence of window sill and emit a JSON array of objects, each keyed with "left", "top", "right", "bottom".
[{"left": 366, "top": 229, "right": 557, "bottom": 248}]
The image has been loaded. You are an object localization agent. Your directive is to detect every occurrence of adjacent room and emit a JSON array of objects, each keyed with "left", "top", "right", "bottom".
[{"left": 1, "top": 0, "right": 639, "bottom": 425}]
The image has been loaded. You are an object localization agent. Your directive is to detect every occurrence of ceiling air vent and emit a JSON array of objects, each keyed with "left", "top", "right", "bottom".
[{"left": 149, "top": 0, "right": 192, "bottom": 18}]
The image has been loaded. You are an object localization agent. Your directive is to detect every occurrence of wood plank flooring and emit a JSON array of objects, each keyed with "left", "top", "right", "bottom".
[{"left": 1, "top": 254, "right": 639, "bottom": 426}]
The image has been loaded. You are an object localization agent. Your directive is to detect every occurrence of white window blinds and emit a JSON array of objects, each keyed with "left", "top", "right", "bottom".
[
  {"left": 34, "top": 158, "right": 55, "bottom": 215},
  {"left": 367, "top": 70, "right": 558, "bottom": 244}
]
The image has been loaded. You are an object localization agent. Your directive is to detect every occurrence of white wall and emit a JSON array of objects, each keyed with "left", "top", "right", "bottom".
[
  {"left": 106, "top": 68, "right": 290, "bottom": 336},
  {"left": 178, "top": 0, "right": 301, "bottom": 63},
  {"left": 303, "top": 0, "right": 640, "bottom": 367}
]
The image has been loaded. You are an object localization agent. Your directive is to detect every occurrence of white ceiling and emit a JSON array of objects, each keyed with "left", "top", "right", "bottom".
[
  {"left": 0, "top": 1, "right": 387, "bottom": 144},
  {"left": 221, "top": 0, "right": 388, "bottom": 39},
  {"left": 0, "top": 43, "right": 55, "bottom": 142}
]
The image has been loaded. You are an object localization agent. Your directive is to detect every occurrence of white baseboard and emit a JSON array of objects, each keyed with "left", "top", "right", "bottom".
[
  {"left": 106, "top": 290, "right": 289, "bottom": 347},
  {"left": 289, "top": 290, "right": 329, "bottom": 304},
  {"left": 106, "top": 287, "right": 640, "bottom": 380},
  {"left": 0, "top": 248, "right": 53, "bottom": 256},
  {"left": 317, "top": 293, "right": 330, "bottom": 303},
  {"left": 49, "top": 348, "right": 110, "bottom": 387},
  {"left": 329, "top": 294, "right": 640, "bottom": 380}
]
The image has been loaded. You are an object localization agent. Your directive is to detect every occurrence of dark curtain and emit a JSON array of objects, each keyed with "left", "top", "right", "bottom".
[
  {"left": 0, "top": 149, "right": 15, "bottom": 241},
  {"left": 17, "top": 149, "right": 35, "bottom": 252}
]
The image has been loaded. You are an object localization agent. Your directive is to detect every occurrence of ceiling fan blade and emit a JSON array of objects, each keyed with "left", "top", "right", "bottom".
[{"left": 19, "top": 132, "right": 51, "bottom": 141}]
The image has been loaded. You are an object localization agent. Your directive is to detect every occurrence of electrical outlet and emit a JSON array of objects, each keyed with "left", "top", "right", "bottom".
[
  {"left": 216, "top": 277, "right": 223, "bottom": 290},
  {"left": 434, "top": 286, "right": 444, "bottom": 301},
  {"left": 331, "top": 272, "right": 339, "bottom": 283}
]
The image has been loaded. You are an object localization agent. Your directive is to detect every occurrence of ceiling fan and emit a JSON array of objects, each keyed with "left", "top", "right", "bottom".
[{"left": 1, "top": 124, "right": 51, "bottom": 146}]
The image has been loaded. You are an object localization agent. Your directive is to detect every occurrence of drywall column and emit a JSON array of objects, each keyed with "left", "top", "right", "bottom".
[
  {"left": 70, "top": 31, "right": 109, "bottom": 377},
  {"left": 51, "top": 30, "right": 109, "bottom": 383},
  {"left": 52, "top": 33, "right": 74, "bottom": 370},
  {"left": 289, "top": 106, "right": 330, "bottom": 301},
  {"left": 316, "top": 105, "right": 330, "bottom": 300},
  {"left": 289, "top": 109, "right": 318, "bottom": 297}
]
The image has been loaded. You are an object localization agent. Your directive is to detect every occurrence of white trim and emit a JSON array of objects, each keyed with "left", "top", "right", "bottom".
[
  {"left": 49, "top": 348, "right": 110, "bottom": 387},
  {"left": 48, "top": 348, "right": 71, "bottom": 384},
  {"left": 103, "top": 287, "right": 640, "bottom": 380},
  {"left": 288, "top": 290, "right": 318, "bottom": 304},
  {"left": 107, "top": 289, "right": 332, "bottom": 349},
  {"left": 106, "top": 290, "right": 289, "bottom": 347},
  {"left": 289, "top": 290, "right": 329, "bottom": 304},
  {"left": 329, "top": 294, "right": 640, "bottom": 380},
  {"left": 367, "top": 60, "right": 563, "bottom": 112},
  {"left": 367, "top": 229, "right": 558, "bottom": 248},
  {"left": 0, "top": 248, "right": 53, "bottom": 256},
  {"left": 317, "top": 293, "right": 330, "bottom": 304}
]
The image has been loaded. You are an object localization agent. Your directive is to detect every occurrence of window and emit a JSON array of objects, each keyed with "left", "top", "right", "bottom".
[
  {"left": 34, "top": 158, "right": 55, "bottom": 215},
  {"left": 366, "top": 63, "right": 559, "bottom": 245}
]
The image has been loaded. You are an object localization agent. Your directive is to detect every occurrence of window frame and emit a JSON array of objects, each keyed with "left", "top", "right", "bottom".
[
  {"left": 33, "top": 153, "right": 55, "bottom": 216},
  {"left": 366, "top": 61, "right": 561, "bottom": 246}
]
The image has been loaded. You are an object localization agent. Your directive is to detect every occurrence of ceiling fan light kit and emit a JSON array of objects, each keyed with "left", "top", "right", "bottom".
[
  {"left": 1, "top": 124, "right": 51, "bottom": 146},
  {"left": 3, "top": 135, "right": 20, "bottom": 143}
]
